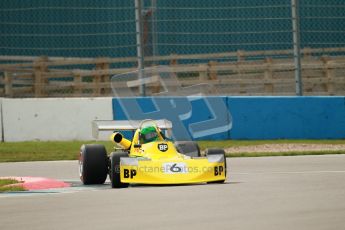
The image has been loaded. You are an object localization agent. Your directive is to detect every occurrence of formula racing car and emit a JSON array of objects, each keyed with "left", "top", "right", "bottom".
[{"left": 79, "top": 119, "right": 227, "bottom": 188}]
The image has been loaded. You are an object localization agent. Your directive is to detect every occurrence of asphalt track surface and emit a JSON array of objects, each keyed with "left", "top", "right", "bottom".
[{"left": 1, "top": 155, "right": 345, "bottom": 230}]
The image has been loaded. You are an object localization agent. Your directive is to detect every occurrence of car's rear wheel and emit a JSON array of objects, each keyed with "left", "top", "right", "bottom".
[
  {"left": 174, "top": 141, "right": 201, "bottom": 157},
  {"left": 79, "top": 144, "right": 108, "bottom": 185},
  {"left": 109, "top": 151, "right": 129, "bottom": 188},
  {"left": 205, "top": 148, "right": 227, "bottom": 184}
]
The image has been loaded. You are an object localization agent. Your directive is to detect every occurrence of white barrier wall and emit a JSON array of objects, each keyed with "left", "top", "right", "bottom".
[
  {"left": 0, "top": 98, "right": 3, "bottom": 142},
  {"left": 2, "top": 98, "right": 113, "bottom": 142}
]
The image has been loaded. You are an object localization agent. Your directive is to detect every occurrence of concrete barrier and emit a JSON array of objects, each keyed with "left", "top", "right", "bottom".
[
  {"left": 2, "top": 98, "right": 113, "bottom": 142},
  {"left": 0, "top": 98, "right": 3, "bottom": 142},
  {"left": 112, "top": 96, "right": 231, "bottom": 140},
  {"left": 228, "top": 96, "right": 345, "bottom": 139},
  {"left": 113, "top": 96, "right": 345, "bottom": 140},
  {"left": 2, "top": 96, "right": 344, "bottom": 142}
]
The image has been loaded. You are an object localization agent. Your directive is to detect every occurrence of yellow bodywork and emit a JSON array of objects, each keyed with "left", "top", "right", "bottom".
[
  {"left": 120, "top": 156, "right": 226, "bottom": 184},
  {"left": 111, "top": 128, "right": 226, "bottom": 184}
]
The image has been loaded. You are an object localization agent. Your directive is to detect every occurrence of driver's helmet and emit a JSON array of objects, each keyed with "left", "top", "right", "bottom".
[{"left": 140, "top": 125, "right": 159, "bottom": 144}]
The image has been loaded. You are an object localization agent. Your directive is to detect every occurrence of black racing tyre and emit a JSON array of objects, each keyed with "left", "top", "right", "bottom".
[
  {"left": 205, "top": 148, "right": 227, "bottom": 184},
  {"left": 109, "top": 151, "right": 129, "bottom": 188},
  {"left": 79, "top": 144, "right": 108, "bottom": 185},
  {"left": 174, "top": 141, "right": 201, "bottom": 157}
]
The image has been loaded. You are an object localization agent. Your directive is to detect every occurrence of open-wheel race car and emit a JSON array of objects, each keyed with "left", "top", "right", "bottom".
[{"left": 79, "top": 119, "right": 227, "bottom": 188}]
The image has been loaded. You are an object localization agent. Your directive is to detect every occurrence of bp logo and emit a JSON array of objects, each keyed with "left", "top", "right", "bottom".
[{"left": 158, "top": 143, "right": 168, "bottom": 152}]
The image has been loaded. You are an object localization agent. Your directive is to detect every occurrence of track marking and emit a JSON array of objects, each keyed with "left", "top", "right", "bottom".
[{"left": 0, "top": 181, "right": 110, "bottom": 198}]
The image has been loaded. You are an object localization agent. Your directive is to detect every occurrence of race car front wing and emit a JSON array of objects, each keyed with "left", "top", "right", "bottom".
[{"left": 119, "top": 154, "right": 226, "bottom": 184}]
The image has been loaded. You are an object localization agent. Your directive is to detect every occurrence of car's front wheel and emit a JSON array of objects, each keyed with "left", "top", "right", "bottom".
[
  {"left": 79, "top": 144, "right": 108, "bottom": 185},
  {"left": 109, "top": 151, "right": 129, "bottom": 188},
  {"left": 174, "top": 141, "right": 201, "bottom": 157}
]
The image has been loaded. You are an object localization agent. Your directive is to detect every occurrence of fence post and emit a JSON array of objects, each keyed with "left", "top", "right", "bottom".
[
  {"left": 74, "top": 73, "right": 82, "bottom": 96},
  {"left": 170, "top": 55, "right": 177, "bottom": 66},
  {"left": 303, "top": 47, "right": 312, "bottom": 60},
  {"left": 264, "top": 58, "right": 274, "bottom": 94},
  {"left": 94, "top": 58, "right": 110, "bottom": 97},
  {"left": 237, "top": 50, "right": 245, "bottom": 62},
  {"left": 291, "top": 0, "right": 303, "bottom": 96},
  {"left": 4, "top": 72, "right": 13, "bottom": 97},
  {"left": 237, "top": 50, "right": 246, "bottom": 94},
  {"left": 321, "top": 56, "right": 334, "bottom": 95},
  {"left": 135, "top": 0, "right": 145, "bottom": 96},
  {"left": 199, "top": 64, "right": 207, "bottom": 81},
  {"left": 163, "top": 55, "right": 178, "bottom": 93},
  {"left": 208, "top": 61, "right": 218, "bottom": 80},
  {"left": 302, "top": 47, "right": 313, "bottom": 81},
  {"left": 34, "top": 56, "right": 48, "bottom": 97}
]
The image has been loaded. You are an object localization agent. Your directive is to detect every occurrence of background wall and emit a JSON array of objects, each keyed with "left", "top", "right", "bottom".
[
  {"left": 113, "top": 96, "right": 345, "bottom": 140},
  {"left": 227, "top": 96, "right": 345, "bottom": 139},
  {"left": 1, "top": 98, "right": 113, "bottom": 142},
  {"left": 1, "top": 96, "right": 344, "bottom": 142},
  {"left": 0, "top": 98, "right": 3, "bottom": 141}
]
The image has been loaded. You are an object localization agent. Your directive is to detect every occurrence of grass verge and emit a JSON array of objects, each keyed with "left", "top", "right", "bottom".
[
  {"left": 198, "top": 139, "right": 345, "bottom": 149},
  {"left": 0, "top": 140, "right": 344, "bottom": 162},
  {"left": 226, "top": 150, "right": 345, "bottom": 158},
  {"left": 0, "top": 141, "right": 113, "bottom": 162},
  {"left": 0, "top": 179, "right": 26, "bottom": 192}
]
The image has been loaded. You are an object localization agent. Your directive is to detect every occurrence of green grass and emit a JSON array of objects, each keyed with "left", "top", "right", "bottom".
[
  {"left": 0, "top": 141, "right": 113, "bottom": 162},
  {"left": 0, "top": 179, "right": 26, "bottom": 192},
  {"left": 198, "top": 139, "right": 345, "bottom": 150},
  {"left": 226, "top": 150, "right": 345, "bottom": 158},
  {"left": 0, "top": 140, "right": 344, "bottom": 162}
]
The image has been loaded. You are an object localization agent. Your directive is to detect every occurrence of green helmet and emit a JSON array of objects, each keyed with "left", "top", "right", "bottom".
[{"left": 140, "top": 126, "right": 159, "bottom": 143}]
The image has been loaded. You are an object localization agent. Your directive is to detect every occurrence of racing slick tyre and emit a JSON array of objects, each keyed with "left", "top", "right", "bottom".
[
  {"left": 205, "top": 148, "right": 227, "bottom": 184},
  {"left": 110, "top": 151, "right": 129, "bottom": 188},
  {"left": 174, "top": 141, "right": 201, "bottom": 157},
  {"left": 79, "top": 144, "right": 108, "bottom": 185}
]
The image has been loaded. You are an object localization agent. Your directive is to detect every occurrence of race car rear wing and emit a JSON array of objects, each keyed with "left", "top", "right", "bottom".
[{"left": 92, "top": 119, "right": 172, "bottom": 138}]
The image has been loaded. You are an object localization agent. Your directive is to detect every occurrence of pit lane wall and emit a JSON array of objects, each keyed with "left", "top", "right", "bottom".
[
  {"left": 1, "top": 96, "right": 344, "bottom": 142},
  {"left": 113, "top": 96, "right": 345, "bottom": 140}
]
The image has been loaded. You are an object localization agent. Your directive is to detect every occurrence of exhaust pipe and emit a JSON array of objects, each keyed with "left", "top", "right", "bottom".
[{"left": 110, "top": 132, "right": 132, "bottom": 150}]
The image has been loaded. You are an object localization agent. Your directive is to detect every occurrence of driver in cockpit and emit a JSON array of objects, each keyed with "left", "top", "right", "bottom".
[{"left": 140, "top": 125, "right": 162, "bottom": 144}]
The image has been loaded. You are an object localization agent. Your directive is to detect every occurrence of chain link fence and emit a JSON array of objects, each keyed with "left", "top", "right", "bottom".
[
  {"left": 0, "top": 1, "right": 136, "bottom": 58},
  {"left": 0, "top": 0, "right": 344, "bottom": 97}
]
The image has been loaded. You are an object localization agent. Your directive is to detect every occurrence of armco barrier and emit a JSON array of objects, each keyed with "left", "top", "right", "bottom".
[
  {"left": 2, "top": 98, "right": 113, "bottom": 142},
  {"left": 113, "top": 96, "right": 345, "bottom": 140}
]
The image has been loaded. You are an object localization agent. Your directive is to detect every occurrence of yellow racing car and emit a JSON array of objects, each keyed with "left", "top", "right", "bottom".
[{"left": 79, "top": 119, "right": 227, "bottom": 188}]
